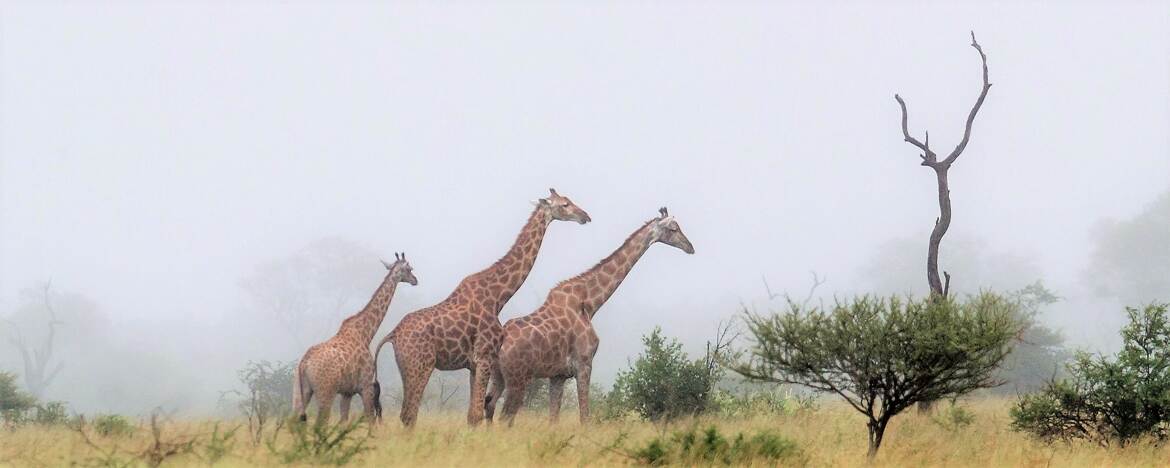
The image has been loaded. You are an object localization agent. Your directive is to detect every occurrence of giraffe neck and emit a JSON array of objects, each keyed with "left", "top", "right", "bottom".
[
  {"left": 476, "top": 207, "right": 551, "bottom": 314},
  {"left": 337, "top": 276, "right": 398, "bottom": 346},
  {"left": 565, "top": 220, "right": 655, "bottom": 320}
]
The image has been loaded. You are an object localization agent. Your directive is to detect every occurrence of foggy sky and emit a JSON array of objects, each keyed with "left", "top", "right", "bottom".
[{"left": 2, "top": 1, "right": 1167, "bottom": 413}]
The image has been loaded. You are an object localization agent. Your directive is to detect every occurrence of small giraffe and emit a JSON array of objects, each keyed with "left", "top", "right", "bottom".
[
  {"left": 293, "top": 253, "right": 417, "bottom": 425},
  {"left": 488, "top": 207, "right": 694, "bottom": 425},
  {"left": 373, "top": 189, "right": 591, "bottom": 427}
]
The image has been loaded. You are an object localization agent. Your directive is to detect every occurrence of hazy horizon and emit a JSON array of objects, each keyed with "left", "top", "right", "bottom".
[{"left": 2, "top": 1, "right": 1167, "bottom": 415}]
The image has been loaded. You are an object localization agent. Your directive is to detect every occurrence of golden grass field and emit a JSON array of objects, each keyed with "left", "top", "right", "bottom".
[{"left": 2, "top": 398, "right": 1168, "bottom": 467}]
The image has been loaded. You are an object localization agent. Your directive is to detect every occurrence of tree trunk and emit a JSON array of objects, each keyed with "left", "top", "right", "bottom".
[{"left": 866, "top": 418, "right": 887, "bottom": 460}]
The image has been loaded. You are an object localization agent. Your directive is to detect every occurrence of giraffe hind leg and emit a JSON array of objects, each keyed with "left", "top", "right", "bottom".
[
  {"left": 338, "top": 394, "right": 353, "bottom": 423},
  {"left": 549, "top": 377, "right": 567, "bottom": 424},
  {"left": 396, "top": 345, "right": 435, "bottom": 428},
  {"left": 501, "top": 374, "right": 531, "bottom": 428}
]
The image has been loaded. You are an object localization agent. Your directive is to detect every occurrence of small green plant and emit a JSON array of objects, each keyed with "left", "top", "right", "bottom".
[
  {"left": 266, "top": 418, "right": 373, "bottom": 466},
  {"left": 92, "top": 414, "right": 135, "bottom": 437},
  {"left": 0, "top": 371, "right": 37, "bottom": 427},
  {"left": 528, "top": 434, "right": 575, "bottom": 461},
  {"left": 712, "top": 387, "right": 818, "bottom": 418},
  {"left": 32, "top": 401, "right": 69, "bottom": 425},
  {"left": 932, "top": 402, "right": 975, "bottom": 432},
  {"left": 198, "top": 423, "right": 240, "bottom": 466},
  {"left": 628, "top": 425, "right": 801, "bottom": 465}
]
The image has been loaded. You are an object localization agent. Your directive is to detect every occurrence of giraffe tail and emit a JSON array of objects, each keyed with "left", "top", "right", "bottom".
[
  {"left": 291, "top": 358, "right": 310, "bottom": 422},
  {"left": 372, "top": 331, "right": 396, "bottom": 386}
]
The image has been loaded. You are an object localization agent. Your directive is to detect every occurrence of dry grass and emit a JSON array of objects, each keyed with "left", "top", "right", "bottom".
[{"left": 2, "top": 398, "right": 1168, "bottom": 467}]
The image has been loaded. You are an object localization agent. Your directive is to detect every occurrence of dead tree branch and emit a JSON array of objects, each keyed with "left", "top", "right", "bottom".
[{"left": 893, "top": 31, "right": 992, "bottom": 299}]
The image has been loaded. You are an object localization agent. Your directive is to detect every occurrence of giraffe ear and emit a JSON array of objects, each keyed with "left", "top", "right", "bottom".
[{"left": 381, "top": 258, "right": 392, "bottom": 270}]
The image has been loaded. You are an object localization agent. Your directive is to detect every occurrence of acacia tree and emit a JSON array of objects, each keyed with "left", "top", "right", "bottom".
[
  {"left": 734, "top": 294, "right": 1020, "bottom": 459},
  {"left": 893, "top": 32, "right": 992, "bottom": 299}
]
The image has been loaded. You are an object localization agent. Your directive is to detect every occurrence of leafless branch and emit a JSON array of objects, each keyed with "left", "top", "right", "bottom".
[
  {"left": 943, "top": 31, "right": 993, "bottom": 166},
  {"left": 800, "top": 271, "right": 827, "bottom": 309},
  {"left": 761, "top": 275, "right": 780, "bottom": 301}
]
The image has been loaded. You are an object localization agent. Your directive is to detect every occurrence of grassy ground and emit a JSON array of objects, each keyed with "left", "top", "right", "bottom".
[{"left": 2, "top": 398, "right": 1168, "bottom": 467}]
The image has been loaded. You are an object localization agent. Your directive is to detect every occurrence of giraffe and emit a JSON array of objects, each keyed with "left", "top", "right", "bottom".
[
  {"left": 292, "top": 253, "right": 417, "bottom": 425},
  {"left": 373, "top": 189, "right": 591, "bottom": 427},
  {"left": 488, "top": 207, "right": 694, "bottom": 425}
]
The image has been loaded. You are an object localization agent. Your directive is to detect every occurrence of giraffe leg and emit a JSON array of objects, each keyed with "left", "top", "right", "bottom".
[
  {"left": 575, "top": 364, "right": 593, "bottom": 424},
  {"left": 395, "top": 346, "right": 434, "bottom": 428},
  {"left": 338, "top": 394, "right": 353, "bottom": 423},
  {"left": 548, "top": 377, "right": 566, "bottom": 424},
  {"left": 501, "top": 374, "right": 530, "bottom": 428},
  {"left": 484, "top": 364, "right": 504, "bottom": 423},
  {"left": 315, "top": 387, "right": 337, "bottom": 426},
  {"left": 467, "top": 359, "right": 492, "bottom": 426},
  {"left": 361, "top": 383, "right": 380, "bottom": 424}
]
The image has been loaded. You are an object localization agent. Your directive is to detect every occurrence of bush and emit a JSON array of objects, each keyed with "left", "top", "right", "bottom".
[
  {"left": 225, "top": 360, "right": 295, "bottom": 445},
  {"left": 1012, "top": 303, "right": 1170, "bottom": 446},
  {"left": 608, "top": 327, "right": 723, "bottom": 421},
  {"left": 628, "top": 425, "right": 802, "bottom": 465},
  {"left": 0, "top": 372, "right": 35, "bottom": 418},
  {"left": 31, "top": 401, "right": 69, "bottom": 425},
  {"left": 92, "top": 414, "right": 135, "bottom": 437},
  {"left": 932, "top": 402, "right": 975, "bottom": 432},
  {"left": 266, "top": 419, "right": 373, "bottom": 466},
  {"left": 711, "top": 387, "right": 817, "bottom": 419}
]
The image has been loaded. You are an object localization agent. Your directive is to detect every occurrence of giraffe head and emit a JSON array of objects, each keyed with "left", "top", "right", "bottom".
[
  {"left": 648, "top": 207, "right": 695, "bottom": 254},
  {"left": 380, "top": 253, "right": 418, "bottom": 286},
  {"left": 534, "top": 188, "right": 592, "bottom": 224}
]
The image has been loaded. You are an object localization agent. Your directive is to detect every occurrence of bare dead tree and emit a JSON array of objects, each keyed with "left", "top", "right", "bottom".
[
  {"left": 6, "top": 282, "right": 66, "bottom": 399},
  {"left": 894, "top": 31, "right": 991, "bottom": 299},
  {"left": 894, "top": 31, "right": 992, "bottom": 412}
]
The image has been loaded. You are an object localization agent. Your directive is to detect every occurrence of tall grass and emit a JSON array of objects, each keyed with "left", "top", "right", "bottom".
[{"left": 2, "top": 398, "right": 1169, "bottom": 466}]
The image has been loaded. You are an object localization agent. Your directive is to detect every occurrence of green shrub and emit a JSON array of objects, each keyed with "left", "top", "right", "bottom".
[
  {"left": 0, "top": 372, "right": 35, "bottom": 416},
  {"left": 932, "top": 402, "right": 975, "bottom": 432},
  {"left": 711, "top": 387, "right": 817, "bottom": 418},
  {"left": 1012, "top": 303, "right": 1170, "bottom": 446},
  {"left": 609, "top": 327, "right": 723, "bottom": 421},
  {"left": 266, "top": 419, "right": 372, "bottom": 466},
  {"left": 629, "top": 426, "right": 802, "bottom": 465},
  {"left": 32, "top": 401, "right": 69, "bottom": 425},
  {"left": 92, "top": 414, "right": 136, "bottom": 437}
]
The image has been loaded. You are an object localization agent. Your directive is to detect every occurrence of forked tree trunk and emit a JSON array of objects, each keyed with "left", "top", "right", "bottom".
[
  {"left": 894, "top": 32, "right": 992, "bottom": 414},
  {"left": 866, "top": 417, "right": 888, "bottom": 460}
]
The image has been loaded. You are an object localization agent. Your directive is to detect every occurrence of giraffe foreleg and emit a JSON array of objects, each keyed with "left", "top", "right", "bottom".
[
  {"left": 467, "top": 359, "right": 492, "bottom": 426},
  {"left": 575, "top": 364, "right": 593, "bottom": 424},
  {"left": 484, "top": 364, "right": 504, "bottom": 423}
]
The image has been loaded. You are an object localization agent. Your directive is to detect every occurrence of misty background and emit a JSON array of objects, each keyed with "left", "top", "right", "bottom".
[{"left": 1, "top": 1, "right": 1167, "bottom": 415}]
